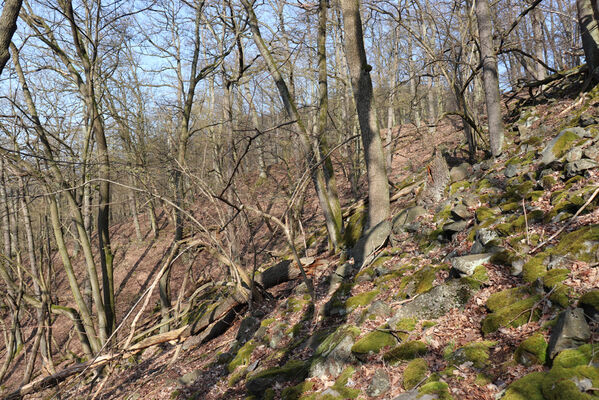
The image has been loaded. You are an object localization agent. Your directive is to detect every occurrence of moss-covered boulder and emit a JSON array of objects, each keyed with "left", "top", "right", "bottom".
[
  {"left": 228, "top": 340, "right": 257, "bottom": 373},
  {"left": 383, "top": 341, "right": 428, "bottom": 364},
  {"left": 502, "top": 371, "right": 546, "bottom": 400},
  {"left": 579, "top": 290, "right": 599, "bottom": 319},
  {"left": 554, "top": 225, "right": 599, "bottom": 263},
  {"left": 309, "top": 325, "right": 360, "bottom": 379},
  {"left": 447, "top": 341, "right": 496, "bottom": 369},
  {"left": 482, "top": 295, "right": 541, "bottom": 335},
  {"left": 351, "top": 329, "right": 396, "bottom": 355},
  {"left": 246, "top": 360, "right": 309, "bottom": 395},
  {"left": 541, "top": 365, "right": 599, "bottom": 400},
  {"left": 515, "top": 333, "right": 548, "bottom": 366},
  {"left": 540, "top": 128, "right": 581, "bottom": 165},
  {"left": 403, "top": 358, "right": 428, "bottom": 390},
  {"left": 418, "top": 379, "right": 454, "bottom": 400},
  {"left": 345, "top": 289, "right": 379, "bottom": 312}
]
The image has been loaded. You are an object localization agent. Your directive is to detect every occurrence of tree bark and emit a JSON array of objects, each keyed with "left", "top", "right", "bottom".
[
  {"left": 0, "top": 0, "right": 21, "bottom": 76},
  {"left": 577, "top": 0, "right": 599, "bottom": 73},
  {"left": 475, "top": 0, "right": 505, "bottom": 157},
  {"left": 340, "top": 0, "right": 390, "bottom": 228}
]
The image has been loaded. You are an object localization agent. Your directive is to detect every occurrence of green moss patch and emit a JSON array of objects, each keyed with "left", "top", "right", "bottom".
[
  {"left": 345, "top": 289, "right": 379, "bottom": 312},
  {"left": 447, "top": 341, "right": 496, "bottom": 369},
  {"left": 403, "top": 358, "right": 428, "bottom": 389},
  {"left": 383, "top": 341, "right": 428, "bottom": 364},
  {"left": 228, "top": 340, "right": 257, "bottom": 373},
  {"left": 351, "top": 329, "right": 396, "bottom": 354},
  {"left": 553, "top": 344, "right": 599, "bottom": 368},
  {"left": 344, "top": 210, "right": 366, "bottom": 248},
  {"left": 482, "top": 295, "right": 541, "bottom": 335},
  {"left": 418, "top": 380, "right": 454, "bottom": 400},
  {"left": 554, "top": 225, "right": 599, "bottom": 263},
  {"left": 330, "top": 367, "right": 360, "bottom": 399},
  {"left": 502, "top": 372, "right": 546, "bottom": 400},
  {"left": 552, "top": 129, "right": 580, "bottom": 158},
  {"left": 541, "top": 365, "right": 599, "bottom": 400},
  {"left": 486, "top": 287, "right": 531, "bottom": 312},
  {"left": 522, "top": 254, "right": 549, "bottom": 283},
  {"left": 281, "top": 382, "right": 315, "bottom": 400},
  {"left": 515, "top": 333, "right": 548, "bottom": 366},
  {"left": 579, "top": 290, "right": 599, "bottom": 311}
]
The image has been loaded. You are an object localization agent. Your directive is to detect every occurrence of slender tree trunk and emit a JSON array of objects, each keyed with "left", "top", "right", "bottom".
[
  {"left": 0, "top": 0, "right": 21, "bottom": 76},
  {"left": 340, "top": 0, "right": 390, "bottom": 228},
  {"left": 475, "top": 0, "right": 505, "bottom": 157},
  {"left": 577, "top": 0, "right": 599, "bottom": 73},
  {"left": 530, "top": 4, "right": 546, "bottom": 79}
]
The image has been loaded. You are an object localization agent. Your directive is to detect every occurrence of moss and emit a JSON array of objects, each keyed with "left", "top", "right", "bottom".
[
  {"left": 422, "top": 321, "right": 436, "bottom": 329},
  {"left": 542, "top": 365, "right": 599, "bottom": 400},
  {"left": 475, "top": 373, "right": 492, "bottom": 386},
  {"left": 502, "top": 372, "right": 546, "bottom": 400},
  {"left": 549, "top": 283, "right": 571, "bottom": 308},
  {"left": 247, "top": 359, "right": 308, "bottom": 383},
  {"left": 261, "top": 318, "right": 276, "bottom": 327},
  {"left": 395, "top": 317, "right": 418, "bottom": 332},
  {"left": 522, "top": 254, "right": 548, "bottom": 283},
  {"left": 579, "top": 290, "right": 599, "bottom": 310},
  {"left": 554, "top": 225, "right": 599, "bottom": 263},
  {"left": 286, "top": 297, "right": 308, "bottom": 314},
  {"left": 514, "top": 333, "right": 547, "bottom": 365},
  {"left": 345, "top": 289, "right": 379, "bottom": 311},
  {"left": 281, "top": 382, "right": 315, "bottom": 400},
  {"left": 399, "top": 266, "right": 438, "bottom": 296},
  {"left": 500, "top": 201, "right": 521, "bottom": 212},
  {"left": 482, "top": 295, "right": 541, "bottom": 335},
  {"left": 477, "top": 178, "right": 492, "bottom": 191},
  {"left": 403, "top": 358, "right": 428, "bottom": 389},
  {"left": 552, "top": 129, "right": 580, "bottom": 158},
  {"left": 553, "top": 344, "right": 599, "bottom": 368},
  {"left": 542, "top": 175, "right": 557, "bottom": 188},
  {"left": 331, "top": 367, "right": 360, "bottom": 399},
  {"left": 314, "top": 325, "right": 361, "bottom": 357},
  {"left": 418, "top": 380, "right": 453, "bottom": 400},
  {"left": 344, "top": 209, "right": 366, "bottom": 248},
  {"left": 228, "top": 340, "right": 257, "bottom": 373},
  {"left": 543, "top": 268, "right": 569, "bottom": 288},
  {"left": 351, "top": 330, "right": 396, "bottom": 354},
  {"left": 461, "top": 265, "right": 490, "bottom": 290},
  {"left": 450, "top": 180, "right": 471, "bottom": 194},
  {"left": 434, "top": 205, "right": 452, "bottom": 223},
  {"left": 475, "top": 206, "right": 498, "bottom": 223},
  {"left": 448, "top": 341, "right": 496, "bottom": 369},
  {"left": 486, "top": 287, "right": 530, "bottom": 312},
  {"left": 383, "top": 341, "right": 427, "bottom": 364}
]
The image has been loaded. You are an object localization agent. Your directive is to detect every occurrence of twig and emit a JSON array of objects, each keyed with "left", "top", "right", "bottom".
[
  {"left": 530, "top": 186, "right": 599, "bottom": 254},
  {"left": 523, "top": 198, "right": 530, "bottom": 246}
]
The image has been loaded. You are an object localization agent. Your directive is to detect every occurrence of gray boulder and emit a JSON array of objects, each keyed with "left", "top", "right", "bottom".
[
  {"left": 236, "top": 316, "right": 261, "bottom": 344},
  {"left": 547, "top": 308, "right": 591, "bottom": 359},
  {"left": 309, "top": 325, "right": 359, "bottom": 379},
  {"left": 565, "top": 159, "right": 598, "bottom": 177},
  {"left": 540, "top": 128, "right": 582, "bottom": 165},
  {"left": 451, "top": 253, "right": 492, "bottom": 276},
  {"left": 450, "top": 163, "right": 469, "bottom": 183},
  {"left": 389, "top": 280, "right": 474, "bottom": 322},
  {"left": 366, "top": 369, "right": 391, "bottom": 397},
  {"left": 451, "top": 204, "right": 471, "bottom": 220}
]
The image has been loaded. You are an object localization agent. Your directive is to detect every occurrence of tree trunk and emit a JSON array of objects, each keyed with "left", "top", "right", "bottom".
[
  {"left": 0, "top": 0, "right": 21, "bottom": 76},
  {"left": 475, "top": 0, "right": 505, "bottom": 157},
  {"left": 577, "top": 0, "right": 599, "bottom": 73},
  {"left": 340, "top": 0, "right": 390, "bottom": 229}
]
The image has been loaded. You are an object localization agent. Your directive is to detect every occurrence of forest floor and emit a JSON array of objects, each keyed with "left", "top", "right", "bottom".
[{"left": 3, "top": 69, "right": 599, "bottom": 400}]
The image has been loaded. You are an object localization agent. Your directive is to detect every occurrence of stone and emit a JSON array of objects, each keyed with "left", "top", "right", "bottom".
[
  {"left": 584, "top": 145, "right": 599, "bottom": 160},
  {"left": 393, "top": 391, "right": 437, "bottom": 400},
  {"left": 547, "top": 308, "right": 591, "bottom": 359},
  {"left": 579, "top": 114, "right": 597, "bottom": 127},
  {"left": 389, "top": 280, "right": 474, "bottom": 322},
  {"left": 462, "top": 194, "right": 479, "bottom": 208},
  {"left": 451, "top": 253, "right": 492, "bottom": 276},
  {"left": 442, "top": 220, "right": 469, "bottom": 233},
  {"left": 476, "top": 228, "right": 498, "bottom": 247},
  {"left": 510, "top": 258, "right": 525, "bottom": 276},
  {"left": 178, "top": 370, "right": 201, "bottom": 386},
  {"left": 309, "top": 325, "right": 360, "bottom": 379},
  {"left": 504, "top": 164, "right": 520, "bottom": 178},
  {"left": 451, "top": 204, "right": 471, "bottom": 220},
  {"left": 393, "top": 206, "right": 427, "bottom": 233},
  {"left": 565, "top": 159, "right": 598, "bottom": 177},
  {"left": 367, "top": 300, "right": 393, "bottom": 318},
  {"left": 236, "top": 316, "right": 261, "bottom": 344},
  {"left": 352, "top": 220, "right": 391, "bottom": 268},
  {"left": 566, "top": 147, "right": 583, "bottom": 162},
  {"left": 450, "top": 163, "right": 469, "bottom": 183},
  {"left": 540, "top": 128, "right": 581, "bottom": 165},
  {"left": 366, "top": 369, "right": 390, "bottom": 397}
]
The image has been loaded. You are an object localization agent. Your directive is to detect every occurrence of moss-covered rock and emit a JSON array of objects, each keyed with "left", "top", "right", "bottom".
[
  {"left": 579, "top": 290, "right": 599, "bottom": 316},
  {"left": 383, "top": 341, "right": 428, "bottom": 364},
  {"left": 486, "top": 287, "right": 531, "bottom": 312},
  {"left": 447, "top": 341, "right": 496, "bottom": 369},
  {"left": 330, "top": 367, "right": 360, "bottom": 399},
  {"left": 522, "top": 254, "right": 549, "bottom": 283},
  {"left": 399, "top": 265, "right": 440, "bottom": 297},
  {"left": 246, "top": 360, "right": 309, "bottom": 395},
  {"left": 502, "top": 372, "right": 546, "bottom": 400},
  {"left": 552, "top": 344, "right": 599, "bottom": 369},
  {"left": 541, "top": 365, "right": 599, "bottom": 400},
  {"left": 281, "top": 381, "right": 315, "bottom": 400},
  {"left": 228, "top": 340, "right": 257, "bottom": 373},
  {"left": 482, "top": 295, "right": 541, "bottom": 335},
  {"left": 403, "top": 358, "right": 428, "bottom": 390},
  {"left": 554, "top": 225, "right": 599, "bottom": 263},
  {"left": 515, "top": 333, "right": 548, "bottom": 366},
  {"left": 344, "top": 209, "right": 366, "bottom": 248},
  {"left": 418, "top": 380, "right": 454, "bottom": 400},
  {"left": 351, "top": 329, "right": 396, "bottom": 355},
  {"left": 475, "top": 206, "right": 499, "bottom": 224},
  {"left": 345, "top": 289, "right": 379, "bottom": 312}
]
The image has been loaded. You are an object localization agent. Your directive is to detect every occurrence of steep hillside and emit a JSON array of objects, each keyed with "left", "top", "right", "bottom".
[{"left": 10, "top": 73, "right": 599, "bottom": 400}]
